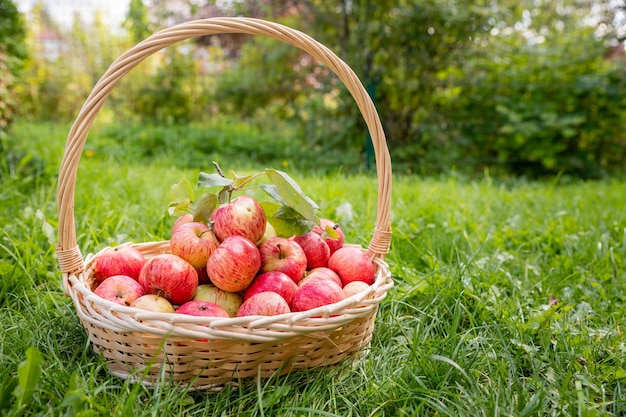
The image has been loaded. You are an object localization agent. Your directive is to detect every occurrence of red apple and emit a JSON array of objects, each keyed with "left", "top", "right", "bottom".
[
  {"left": 328, "top": 247, "right": 375, "bottom": 286},
  {"left": 342, "top": 281, "right": 371, "bottom": 298},
  {"left": 243, "top": 271, "right": 299, "bottom": 305},
  {"left": 237, "top": 292, "right": 291, "bottom": 317},
  {"left": 291, "top": 280, "right": 345, "bottom": 312},
  {"left": 170, "top": 221, "right": 219, "bottom": 269},
  {"left": 212, "top": 195, "right": 266, "bottom": 243},
  {"left": 206, "top": 235, "right": 261, "bottom": 292},
  {"left": 312, "top": 219, "right": 345, "bottom": 254},
  {"left": 258, "top": 237, "right": 307, "bottom": 284},
  {"left": 130, "top": 294, "right": 175, "bottom": 313},
  {"left": 176, "top": 300, "right": 230, "bottom": 317},
  {"left": 292, "top": 232, "right": 330, "bottom": 270},
  {"left": 298, "top": 267, "right": 342, "bottom": 288},
  {"left": 94, "top": 275, "right": 145, "bottom": 306},
  {"left": 92, "top": 245, "right": 146, "bottom": 283},
  {"left": 195, "top": 266, "right": 211, "bottom": 285},
  {"left": 194, "top": 284, "right": 243, "bottom": 317},
  {"left": 138, "top": 254, "right": 198, "bottom": 305},
  {"left": 172, "top": 213, "right": 194, "bottom": 234}
]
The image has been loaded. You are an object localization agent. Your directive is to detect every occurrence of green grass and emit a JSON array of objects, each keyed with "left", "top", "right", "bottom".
[{"left": 1, "top": 121, "right": 626, "bottom": 416}]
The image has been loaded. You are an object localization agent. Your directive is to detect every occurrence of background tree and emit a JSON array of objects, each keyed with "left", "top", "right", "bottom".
[
  {"left": 249, "top": 0, "right": 493, "bottom": 169},
  {"left": 184, "top": 0, "right": 626, "bottom": 176},
  {"left": 439, "top": 0, "right": 626, "bottom": 177},
  {"left": 0, "top": 0, "right": 27, "bottom": 136},
  {"left": 0, "top": 0, "right": 27, "bottom": 70},
  {"left": 17, "top": 4, "right": 127, "bottom": 121},
  {"left": 125, "top": 0, "right": 152, "bottom": 44},
  {"left": 11, "top": 0, "right": 626, "bottom": 177},
  {"left": 300, "top": 0, "right": 625, "bottom": 176}
]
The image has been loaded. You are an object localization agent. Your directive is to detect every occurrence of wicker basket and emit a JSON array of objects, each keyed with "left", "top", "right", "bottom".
[{"left": 56, "top": 17, "right": 393, "bottom": 390}]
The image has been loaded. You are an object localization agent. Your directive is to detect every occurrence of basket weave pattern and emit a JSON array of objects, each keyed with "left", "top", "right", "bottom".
[{"left": 56, "top": 17, "right": 393, "bottom": 389}]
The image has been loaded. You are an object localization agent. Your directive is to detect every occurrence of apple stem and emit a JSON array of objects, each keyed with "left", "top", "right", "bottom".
[
  {"left": 212, "top": 161, "right": 225, "bottom": 177},
  {"left": 224, "top": 171, "right": 267, "bottom": 202},
  {"left": 234, "top": 172, "right": 266, "bottom": 190},
  {"left": 276, "top": 243, "right": 287, "bottom": 260}
]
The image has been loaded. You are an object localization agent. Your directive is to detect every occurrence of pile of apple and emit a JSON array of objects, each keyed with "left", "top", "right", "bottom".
[{"left": 91, "top": 195, "right": 376, "bottom": 319}]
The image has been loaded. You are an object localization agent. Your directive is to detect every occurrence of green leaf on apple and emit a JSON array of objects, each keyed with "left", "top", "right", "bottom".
[
  {"left": 217, "top": 187, "right": 232, "bottom": 205},
  {"left": 324, "top": 224, "right": 339, "bottom": 240},
  {"left": 258, "top": 184, "right": 288, "bottom": 206},
  {"left": 260, "top": 200, "right": 282, "bottom": 218},
  {"left": 264, "top": 169, "right": 320, "bottom": 222},
  {"left": 167, "top": 165, "right": 323, "bottom": 233},
  {"left": 169, "top": 178, "right": 195, "bottom": 203},
  {"left": 260, "top": 201, "right": 315, "bottom": 237},
  {"left": 198, "top": 172, "right": 234, "bottom": 189},
  {"left": 228, "top": 170, "right": 255, "bottom": 189},
  {"left": 192, "top": 192, "right": 218, "bottom": 223},
  {"left": 168, "top": 198, "right": 192, "bottom": 216}
]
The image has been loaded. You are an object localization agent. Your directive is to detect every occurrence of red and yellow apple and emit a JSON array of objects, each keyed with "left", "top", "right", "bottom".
[
  {"left": 328, "top": 247, "right": 375, "bottom": 286},
  {"left": 342, "top": 280, "right": 371, "bottom": 298},
  {"left": 291, "top": 279, "right": 345, "bottom": 312},
  {"left": 292, "top": 231, "right": 331, "bottom": 270},
  {"left": 194, "top": 284, "right": 243, "bottom": 317},
  {"left": 212, "top": 195, "right": 266, "bottom": 243},
  {"left": 138, "top": 254, "right": 198, "bottom": 305},
  {"left": 94, "top": 274, "right": 145, "bottom": 306},
  {"left": 206, "top": 235, "right": 261, "bottom": 292},
  {"left": 298, "top": 267, "right": 342, "bottom": 288},
  {"left": 171, "top": 213, "right": 194, "bottom": 234},
  {"left": 92, "top": 245, "right": 146, "bottom": 283},
  {"left": 130, "top": 294, "right": 175, "bottom": 313},
  {"left": 258, "top": 237, "right": 307, "bottom": 284},
  {"left": 176, "top": 300, "right": 230, "bottom": 318},
  {"left": 237, "top": 291, "right": 291, "bottom": 317},
  {"left": 170, "top": 221, "right": 219, "bottom": 269},
  {"left": 243, "top": 271, "right": 299, "bottom": 306},
  {"left": 312, "top": 219, "right": 345, "bottom": 255}
]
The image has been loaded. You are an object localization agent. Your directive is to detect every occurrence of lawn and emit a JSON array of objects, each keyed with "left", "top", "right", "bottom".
[{"left": 1, "top": 121, "right": 625, "bottom": 416}]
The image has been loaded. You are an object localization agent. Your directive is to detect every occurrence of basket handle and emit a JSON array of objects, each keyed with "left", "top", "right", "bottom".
[{"left": 56, "top": 17, "right": 392, "bottom": 276}]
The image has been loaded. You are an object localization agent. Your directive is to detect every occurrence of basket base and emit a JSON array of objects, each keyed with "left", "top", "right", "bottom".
[{"left": 83, "top": 306, "right": 378, "bottom": 389}]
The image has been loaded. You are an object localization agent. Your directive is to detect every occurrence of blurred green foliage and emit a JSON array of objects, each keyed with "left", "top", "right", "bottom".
[
  {"left": 6, "top": 0, "right": 626, "bottom": 177},
  {"left": 298, "top": 0, "right": 626, "bottom": 177},
  {"left": 0, "top": 0, "right": 26, "bottom": 136}
]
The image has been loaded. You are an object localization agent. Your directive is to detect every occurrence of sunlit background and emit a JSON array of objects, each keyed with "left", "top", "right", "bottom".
[{"left": 4, "top": 0, "right": 626, "bottom": 177}]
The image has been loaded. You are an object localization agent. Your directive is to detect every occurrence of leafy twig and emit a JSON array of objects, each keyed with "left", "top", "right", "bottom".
[{"left": 167, "top": 163, "right": 321, "bottom": 237}]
